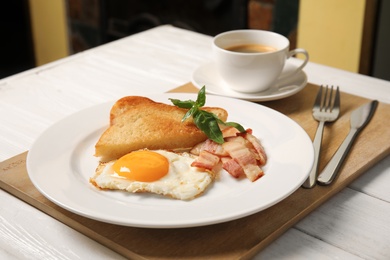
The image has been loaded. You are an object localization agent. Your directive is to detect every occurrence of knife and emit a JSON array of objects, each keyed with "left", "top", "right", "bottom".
[{"left": 317, "top": 100, "right": 378, "bottom": 185}]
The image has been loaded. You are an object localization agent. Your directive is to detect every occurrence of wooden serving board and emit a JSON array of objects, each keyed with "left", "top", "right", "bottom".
[{"left": 1, "top": 83, "right": 389, "bottom": 259}]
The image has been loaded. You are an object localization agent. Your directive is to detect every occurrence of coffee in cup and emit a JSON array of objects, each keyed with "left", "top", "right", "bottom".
[
  {"left": 225, "top": 44, "right": 277, "bottom": 53},
  {"left": 213, "top": 30, "right": 309, "bottom": 93}
]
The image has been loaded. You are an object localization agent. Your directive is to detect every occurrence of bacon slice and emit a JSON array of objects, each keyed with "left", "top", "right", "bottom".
[
  {"left": 190, "top": 139, "right": 228, "bottom": 156},
  {"left": 222, "top": 139, "right": 263, "bottom": 182},
  {"left": 244, "top": 133, "right": 267, "bottom": 166},
  {"left": 224, "top": 135, "right": 248, "bottom": 145},
  {"left": 221, "top": 157, "right": 244, "bottom": 178},
  {"left": 222, "top": 139, "right": 256, "bottom": 165},
  {"left": 202, "top": 139, "right": 228, "bottom": 156},
  {"left": 222, "top": 126, "right": 240, "bottom": 138},
  {"left": 190, "top": 128, "right": 266, "bottom": 182},
  {"left": 242, "top": 164, "right": 264, "bottom": 182},
  {"left": 191, "top": 151, "right": 220, "bottom": 170}
]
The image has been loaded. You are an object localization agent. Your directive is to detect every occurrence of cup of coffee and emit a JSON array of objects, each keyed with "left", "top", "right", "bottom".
[{"left": 212, "top": 30, "right": 309, "bottom": 93}]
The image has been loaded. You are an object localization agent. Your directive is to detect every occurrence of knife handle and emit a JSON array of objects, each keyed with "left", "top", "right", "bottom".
[
  {"left": 302, "top": 121, "right": 325, "bottom": 188},
  {"left": 317, "top": 129, "right": 358, "bottom": 185}
]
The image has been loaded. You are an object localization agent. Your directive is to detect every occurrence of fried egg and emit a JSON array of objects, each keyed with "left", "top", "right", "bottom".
[{"left": 90, "top": 150, "right": 215, "bottom": 200}]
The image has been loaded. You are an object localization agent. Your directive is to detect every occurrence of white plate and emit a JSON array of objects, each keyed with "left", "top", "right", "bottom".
[
  {"left": 191, "top": 61, "right": 308, "bottom": 102},
  {"left": 27, "top": 93, "right": 314, "bottom": 228}
]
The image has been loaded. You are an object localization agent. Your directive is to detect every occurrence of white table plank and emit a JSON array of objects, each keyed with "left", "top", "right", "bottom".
[
  {"left": 257, "top": 228, "right": 363, "bottom": 260},
  {"left": 295, "top": 187, "right": 390, "bottom": 259},
  {"left": 350, "top": 156, "right": 390, "bottom": 202},
  {"left": 0, "top": 191, "right": 125, "bottom": 260}
]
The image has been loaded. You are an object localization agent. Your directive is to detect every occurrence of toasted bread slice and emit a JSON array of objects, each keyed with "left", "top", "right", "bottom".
[
  {"left": 95, "top": 96, "right": 228, "bottom": 162},
  {"left": 109, "top": 96, "right": 156, "bottom": 125}
]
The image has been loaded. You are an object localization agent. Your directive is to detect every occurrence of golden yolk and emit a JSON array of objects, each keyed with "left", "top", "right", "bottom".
[{"left": 112, "top": 151, "right": 169, "bottom": 182}]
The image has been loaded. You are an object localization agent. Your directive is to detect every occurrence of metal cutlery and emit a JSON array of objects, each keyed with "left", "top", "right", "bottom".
[
  {"left": 302, "top": 85, "right": 340, "bottom": 188},
  {"left": 317, "top": 100, "right": 378, "bottom": 185}
]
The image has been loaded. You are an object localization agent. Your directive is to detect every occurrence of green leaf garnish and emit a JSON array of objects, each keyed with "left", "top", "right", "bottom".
[
  {"left": 221, "top": 121, "right": 246, "bottom": 133},
  {"left": 169, "top": 98, "right": 195, "bottom": 109},
  {"left": 194, "top": 110, "right": 225, "bottom": 144},
  {"left": 169, "top": 86, "right": 245, "bottom": 144},
  {"left": 195, "top": 86, "right": 206, "bottom": 107}
]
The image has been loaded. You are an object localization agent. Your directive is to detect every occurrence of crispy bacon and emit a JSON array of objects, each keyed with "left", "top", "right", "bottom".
[
  {"left": 244, "top": 133, "right": 267, "bottom": 166},
  {"left": 202, "top": 139, "right": 228, "bottom": 156},
  {"left": 222, "top": 126, "right": 240, "bottom": 138},
  {"left": 191, "top": 151, "right": 220, "bottom": 170},
  {"left": 224, "top": 135, "right": 247, "bottom": 145},
  {"left": 236, "top": 128, "right": 252, "bottom": 137},
  {"left": 190, "top": 128, "right": 266, "bottom": 182},
  {"left": 190, "top": 139, "right": 228, "bottom": 156},
  {"left": 221, "top": 157, "right": 244, "bottom": 178},
  {"left": 242, "top": 164, "right": 264, "bottom": 182},
  {"left": 222, "top": 140, "right": 257, "bottom": 166},
  {"left": 222, "top": 139, "right": 264, "bottom": 182}
]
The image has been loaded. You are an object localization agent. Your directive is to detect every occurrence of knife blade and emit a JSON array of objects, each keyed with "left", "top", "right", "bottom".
[{"left": 317, "top": 100, "right": 378, "bottom": 185}]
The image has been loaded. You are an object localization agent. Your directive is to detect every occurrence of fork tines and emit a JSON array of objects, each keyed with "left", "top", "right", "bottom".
[{"left": 318, "top": 85, "right": 340, "bottom": 112}]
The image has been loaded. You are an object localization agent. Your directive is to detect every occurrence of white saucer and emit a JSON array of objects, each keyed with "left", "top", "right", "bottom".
[{"left": 191, "top": 61, "right": 308, "bottom": 102}]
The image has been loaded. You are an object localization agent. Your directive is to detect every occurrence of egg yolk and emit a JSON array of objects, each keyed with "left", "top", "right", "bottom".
[{"left": 112, "top": 150, "right": 169, "bottom": 182}]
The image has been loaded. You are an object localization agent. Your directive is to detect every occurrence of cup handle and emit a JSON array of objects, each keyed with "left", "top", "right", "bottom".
[{"left": 279, "top": 48, "right": 309, "bottom": 80}]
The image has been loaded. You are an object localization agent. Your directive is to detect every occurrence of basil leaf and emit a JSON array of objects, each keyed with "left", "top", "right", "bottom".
[
  {"left": 181, "top": 105, "right": 198, "bottom": 122},
  {"left": 215, "top": 118, "right": 246, "bottom": 133},
  {"left": 223, "top": 122, "right": 246, "bottom": 133},
  {"left": 195, "top": 86, "right": 206, "bottom": 107},
  {"left": 170, "top": 86, "right": 246, "bottom": 144},
  {"left": 169, "top": 98, "right": 194, "bottom": 109},
  {"left": 194, "top": 110, "right": 224, "bottom": 144}
]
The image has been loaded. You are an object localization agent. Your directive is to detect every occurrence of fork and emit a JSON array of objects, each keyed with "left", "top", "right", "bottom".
[{"left": 302, "top": 85, "right": 340, "bottom": 188}]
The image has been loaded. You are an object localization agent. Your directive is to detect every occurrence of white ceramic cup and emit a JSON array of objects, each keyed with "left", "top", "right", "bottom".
[{"left": 212, "top": 30, "right": 309, "bottom": 93}]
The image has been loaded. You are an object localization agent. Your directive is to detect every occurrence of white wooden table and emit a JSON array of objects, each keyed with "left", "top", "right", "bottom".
[{"left": 1, "top": 25, "right": 389, "bottom": 259}]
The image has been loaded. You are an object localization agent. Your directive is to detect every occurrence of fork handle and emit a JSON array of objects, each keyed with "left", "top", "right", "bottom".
[
  {"left": 317, "top": 129, "right": 358, "bottom": 185},
  {"left": 302, "top": 121, "right": 325, "bottom": 188}
]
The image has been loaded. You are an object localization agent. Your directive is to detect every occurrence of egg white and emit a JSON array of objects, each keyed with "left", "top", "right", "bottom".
[{"left": 90, "top": 150, "right": 215, "bottom": 200}]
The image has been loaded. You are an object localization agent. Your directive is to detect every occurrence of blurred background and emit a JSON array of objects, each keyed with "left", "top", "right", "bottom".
[{"left": 1, "top": 0, "right": 389, "bottom": 81}]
